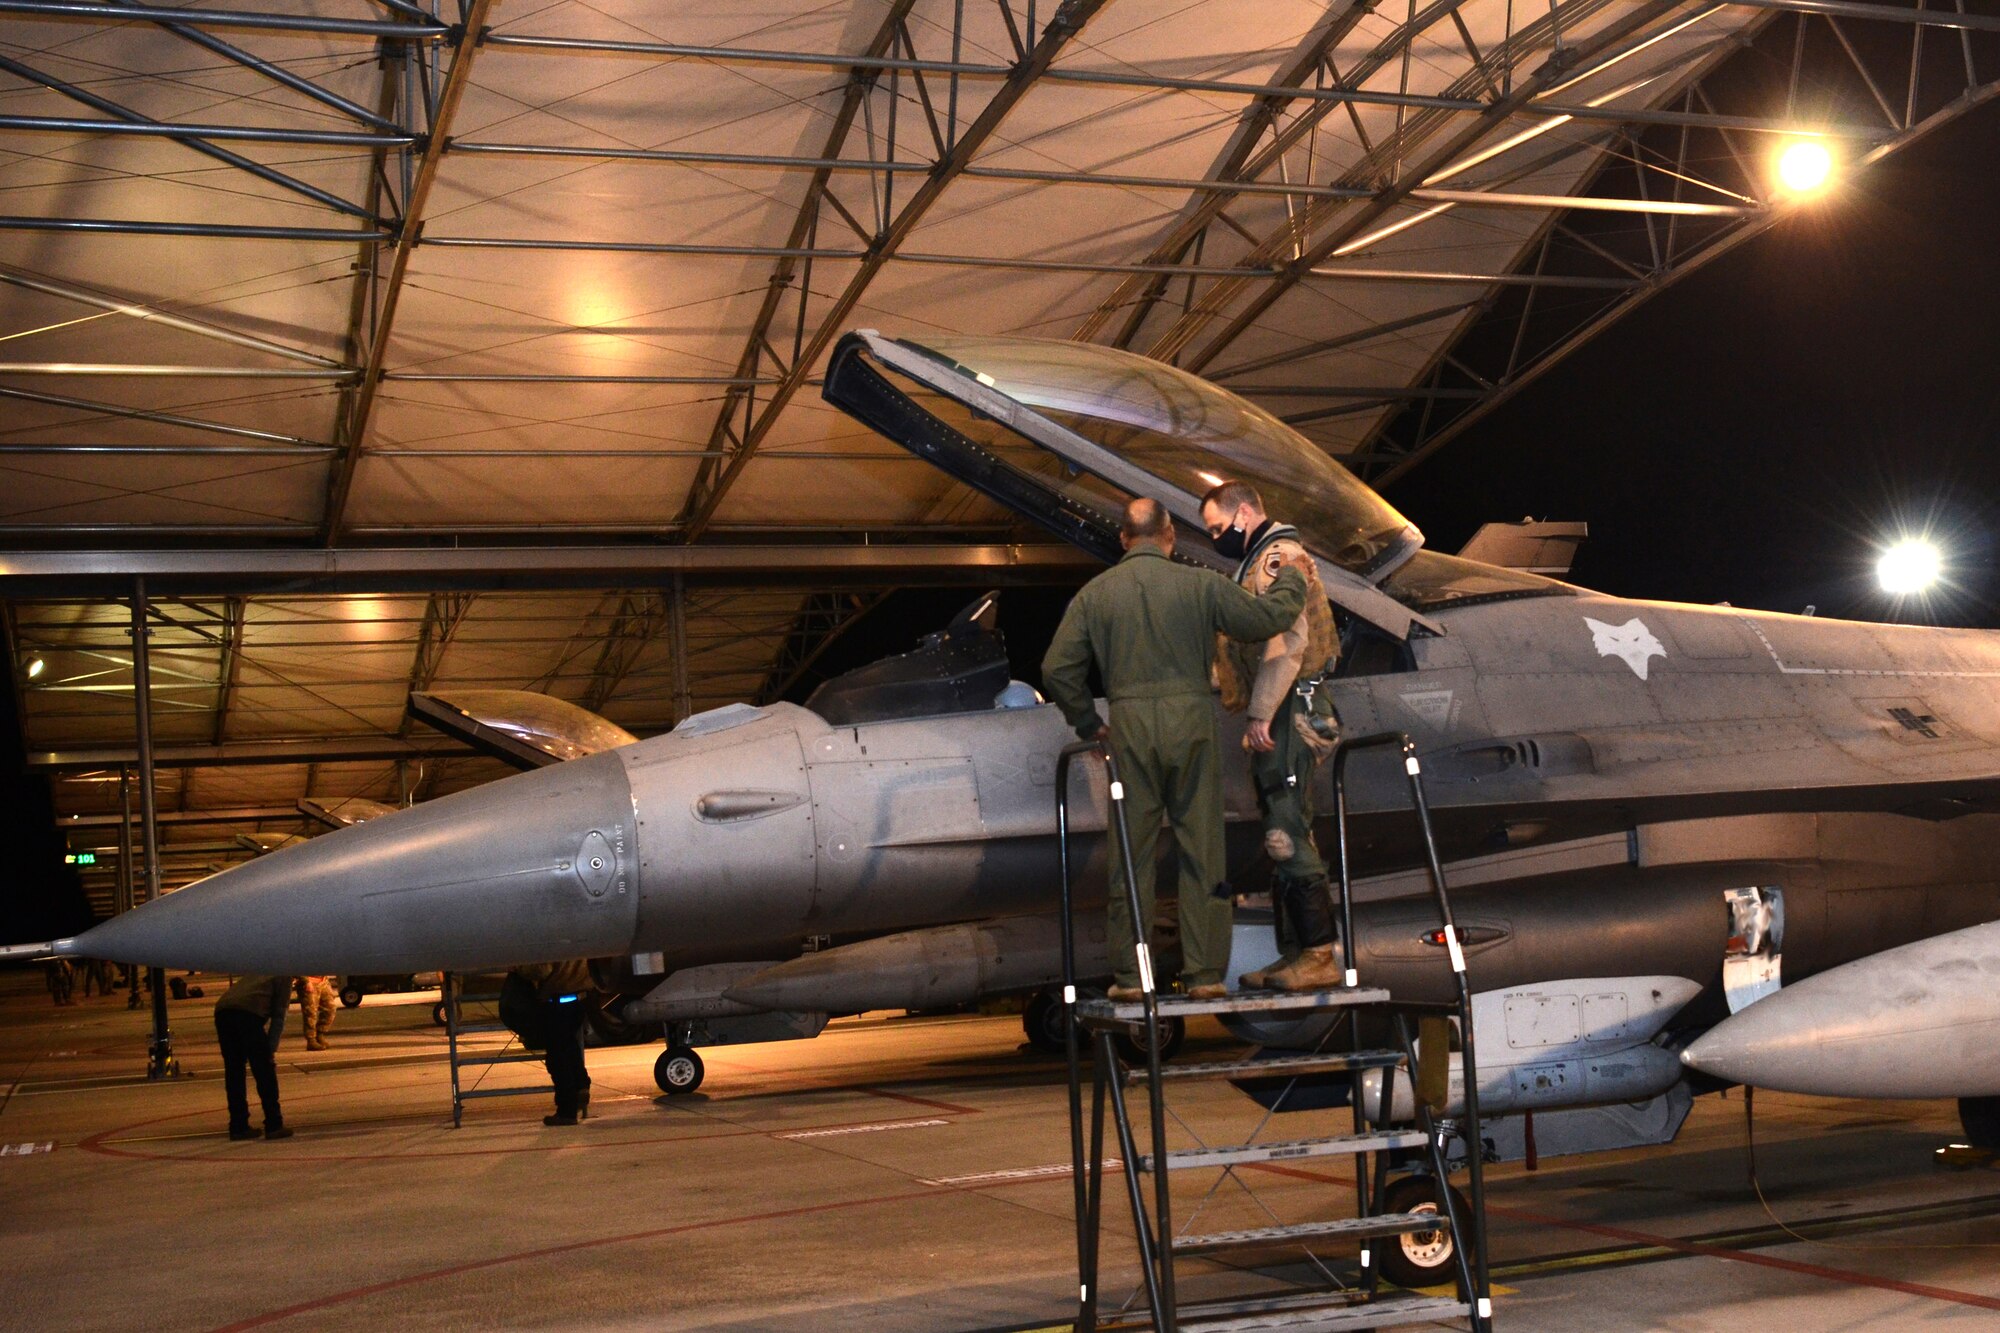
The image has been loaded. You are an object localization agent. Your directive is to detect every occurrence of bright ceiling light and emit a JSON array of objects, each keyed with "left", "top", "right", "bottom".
[
  {"left": 1877, "top": 539, "right": 1942, "bottom": 595},
  {"left": 1775, "top": 139, "right": 1834, "bottom": 195},
  {"left": 25, "top": 657, "right": 44, "bottom": 678}
]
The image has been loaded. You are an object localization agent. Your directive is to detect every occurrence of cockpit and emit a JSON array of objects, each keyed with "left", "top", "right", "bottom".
[{"left": 821, "top": 329, "right": 1572, "bottom": 646}]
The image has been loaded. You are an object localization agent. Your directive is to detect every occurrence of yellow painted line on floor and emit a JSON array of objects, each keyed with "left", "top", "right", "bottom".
[{"left": 1404, "top": 1281, "right": 1518, "bottom": 1298}]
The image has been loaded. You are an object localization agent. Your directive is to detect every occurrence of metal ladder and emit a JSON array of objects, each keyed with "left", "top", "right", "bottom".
[
  {"left": 441, "top": 970, "right": 552, "bottom": 1128},
  {"left": 1056, "top": 733, "right": 1495, "bottom": 1332}
]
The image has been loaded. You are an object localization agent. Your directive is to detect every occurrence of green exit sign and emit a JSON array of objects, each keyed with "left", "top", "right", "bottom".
[{"left": 64, "top": 852, "right": 97, "bottom": 866}]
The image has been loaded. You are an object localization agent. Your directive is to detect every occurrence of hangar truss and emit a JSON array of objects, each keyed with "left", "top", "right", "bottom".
[{"left": 2, "top": 0, "right": 1995, "bottom": 905}]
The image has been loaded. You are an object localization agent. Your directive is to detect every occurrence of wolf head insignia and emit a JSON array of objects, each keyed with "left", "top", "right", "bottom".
[{"left": 1584, "top": 616, "right": 1665, "bottom": 680}]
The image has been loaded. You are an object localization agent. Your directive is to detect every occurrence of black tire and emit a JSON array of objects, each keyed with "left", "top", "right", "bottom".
[
  {"left": 1023, "top": 990, "right": 1069, "bottom": 1055},
  {"left": 1113, "top": 1014, "right": 1185, "bottom": 1066},
  {"left": 655, "top": 1045, "right": 705, "bottom": 1095},
  {"left": 431, "top": 1001, "right": 450, "bottom": 1027},
  {"left": 1959, "top": 1096, "right": 2000, "bottom": 1150},
  {"left": 339, "top": 987, "right": 363, "bottom": 1009},
  {"left": 1378, "top": 1174, "right": 1471, "bottom": 1290}
]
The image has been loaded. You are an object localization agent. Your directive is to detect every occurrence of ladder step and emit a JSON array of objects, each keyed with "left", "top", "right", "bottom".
[
  {"left": 1129, "top": 1049, "right": 1403, "bottom": 1084},
  {"left": 455, "top": 1084, "right": 554, "bottom": 1101},
  {"left": 1141, "top": 1128, "right": 1428, "bottom": 1172},
  {"left": 1174, "top": 1211, "right": 1453, "bottom": 1254},
  {"left": 451, "top": 1052, "right": 544, "bottom": 1066},
  {"left": 1179, "top": 1294, "right": 1474, "bottom": 1332},
  {"left": 1079, "top": 986, "right": 1390, "bottom": 1026},
  {"left": 449, "top": 1022, "right": 513, "bottom": 1035}
]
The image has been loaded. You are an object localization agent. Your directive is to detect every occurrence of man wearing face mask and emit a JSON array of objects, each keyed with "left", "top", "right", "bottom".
[
  {"left": 1041, "top": 497, "right": 1311, "bottom": 1001},
  {"left": 1199, "top": 480, "right": 1344, "bottom": 992}
]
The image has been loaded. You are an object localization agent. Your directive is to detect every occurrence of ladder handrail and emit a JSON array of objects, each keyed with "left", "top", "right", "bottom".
[
  {"left": 1331, "top": 731, "right": 1494, "bottom": 1331},
  {"left": 1057, "top": 739, "right": 1175, "bottom": 1330}
]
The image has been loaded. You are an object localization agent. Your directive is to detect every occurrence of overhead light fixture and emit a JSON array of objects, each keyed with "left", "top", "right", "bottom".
[
  {"left": 1775, "top": 138, "right": 1834, "bottom": 195},
  {"left": 1877, "top": 538, "right": 1942, "bottom": 595},
  {"left": 25, "top": 657, "right": 44, "bottom": 678}
]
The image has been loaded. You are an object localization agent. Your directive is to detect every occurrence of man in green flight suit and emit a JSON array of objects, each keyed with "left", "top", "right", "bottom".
[{"left": 1041, "top": 497, "right": 1310, "bottom": 1000}]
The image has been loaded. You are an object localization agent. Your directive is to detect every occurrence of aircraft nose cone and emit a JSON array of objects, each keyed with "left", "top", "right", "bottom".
[{"left": 74, "top": 750, "right": 641, "bottom": 975}]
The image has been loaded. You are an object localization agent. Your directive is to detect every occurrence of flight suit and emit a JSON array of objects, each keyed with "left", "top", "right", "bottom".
[
  {"left": 1042, "top": 545, "right": 1308, "bottom": 989},
  {"left": 295, "top": 975, "right": 336, "bottom": 1050},
  {"left": 1219, "top": 523, "right": 1342, "bottom": 975}
]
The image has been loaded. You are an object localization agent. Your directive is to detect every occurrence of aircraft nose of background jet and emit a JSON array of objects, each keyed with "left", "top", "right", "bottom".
[{"left": 72, "top": 749, "right": 642, "bottom": 976}]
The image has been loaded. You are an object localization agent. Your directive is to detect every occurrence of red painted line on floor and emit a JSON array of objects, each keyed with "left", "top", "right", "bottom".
[
  {"left": 858, "top": 1085, "right": 984, "bottom": 1116},
  {"left": 77, "top": 1092, "right": 961, "bottom": 1165},
  {"left": 1255, "top": 1162, "right": 2000, "bottom": 1312},
  {"left": 205, "top": 1183, "right": 953, "bottom": 1332}
]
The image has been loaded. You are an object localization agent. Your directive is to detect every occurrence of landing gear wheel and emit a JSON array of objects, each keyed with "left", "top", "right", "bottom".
[
  {"left": 1959, "top": 1096, "right": 2000, "bottom": 1150},
  {"left": 1379, "top": 1174, "right": 1471, "bottom": 1289},
  {"left": 655, "top": 1045, "right": 705, "bottom": 1095},
  {"left": 339, "top": 987, "right": 363, "bottom": 1009},
  {"left": 1023, "top": 989, "right": 1069, "bottom": 1055},
  {"left": 431, "top": 1001, "right": 450, "bottom": 1027},
  {"left": 1113, "top": 1014, "right": 1185, "bottom": 1066}
]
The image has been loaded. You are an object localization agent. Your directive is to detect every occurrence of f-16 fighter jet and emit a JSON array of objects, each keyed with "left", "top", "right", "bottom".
[{"left": 24, "top": 332, "right": 2000, "bottom": 1207}]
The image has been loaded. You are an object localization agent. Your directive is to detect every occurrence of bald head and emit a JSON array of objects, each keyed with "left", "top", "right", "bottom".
[{"left": 1120, "top": 497, "right": 1175, "bottom": 553}]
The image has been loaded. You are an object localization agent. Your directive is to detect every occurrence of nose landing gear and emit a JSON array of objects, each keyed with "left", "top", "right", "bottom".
[{"left": 655, "top": 1044, "right": 705, "bottom": 1095}]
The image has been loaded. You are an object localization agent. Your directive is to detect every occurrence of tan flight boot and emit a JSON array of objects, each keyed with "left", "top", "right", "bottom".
[
  {"left": 1267, "top": 944, "right": 1343, "bottom": 992},
  {"left": 1184, "top": 982, "right": 1228, "bottom": 1000},
  {"left": 1238, "top": 955, "right": 1296, "bottom": 990}
]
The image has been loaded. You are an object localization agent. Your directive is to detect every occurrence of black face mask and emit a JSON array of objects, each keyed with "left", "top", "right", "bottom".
[{"left": 1212, "top": 524, "right": 1248, "bottom": 561}]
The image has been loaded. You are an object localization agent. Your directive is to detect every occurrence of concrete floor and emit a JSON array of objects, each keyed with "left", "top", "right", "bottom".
[{"left": 3, "top": 969, "right": 1999, "bottom": 1332}]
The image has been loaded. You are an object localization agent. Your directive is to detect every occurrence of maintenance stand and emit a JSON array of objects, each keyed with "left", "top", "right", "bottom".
[{"left": 1057, "top": 734, "right": 1495, "bottom": 1332}]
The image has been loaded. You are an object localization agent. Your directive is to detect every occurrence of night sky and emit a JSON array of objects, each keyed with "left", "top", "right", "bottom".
[
  {"left": 1398, "top": 99, "right": 2000, "bottom": 627},
  {"left": 4, "top": 100, "right": 1998, "bottom": 945}
]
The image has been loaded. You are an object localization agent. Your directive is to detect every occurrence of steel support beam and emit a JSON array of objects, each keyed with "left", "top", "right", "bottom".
[
  {"left": 209, "top": 597, "right": 245, "bottom": 747},
  {"left": 0, "top": 543, "right": 1094, "bottom": 596},
  {"left": 61, "top": 805, "right": 308, "bottom": 828},
  {"left": 668, "top": 573, "right": 690, "bottom": 724},
  {"left": 0, "top": 216, "right": 390, "bottom": 244},
  {"left": 323, "top": 0, "right": 497, "bottom": 543},
  {"left": 30, "top": 735, "right": 474, "bottom": 771},
  {"left": 581, "top": 592, "right": 668, "bottom": 714},
  {"left": 129, "top": 579, "right": 176, "bottom": 1077},
  {"left": 0, "top": 114, "right": 413, "bottom": 147},
  {"left": 756, "top": 590, "right": 892, "bottom": 705},
  {"left": 656, "top": 0, "right": 916, "bottom": 548},
  {"left": 0, "top": 54, "right": 376, "bottom": 221},
  {"left": 119, "top": 0, "right": 404, "bottom": 131},
  {"left": 1172, "top": 0, "right": 1688, "bottom": 373},
  {"left": 1724, "top": 0, "right": 2000, "bottom": 29},
  {"left": 0, "top": 0, "right": 447, "bottom": 36},
  {"left": 0, "top": 363, "right": 356, "bottom": 378},
  {"left": 1374, "top": 74, "right": 2000, "bottom": 486},
  {"left": 0, "top": 269, "right": 345, "bottom": 369},
  {"left": 675, "top": 0, "right": 1109, "bottom": 541}
]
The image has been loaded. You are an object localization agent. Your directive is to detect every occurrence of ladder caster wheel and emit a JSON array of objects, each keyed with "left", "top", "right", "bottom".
[
  {"left": 339, "top": 987, "right": 363, "bottom": 1009},
  {"left": 1113, "top": 1014, "right": 1184, "bottom": 1066},
  {"left": 431, "top": 1001, "right": 450, "bottom": 1027},
  {"left": 1379, "top": 1174, "right": 1471, "bottom": 1289},
  {"left": 1023, "top": 989, "right": 1068, "bottom": 1055},
  {"left": 656, "top": 1045, "right": 705, "bottom": 1095}
]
